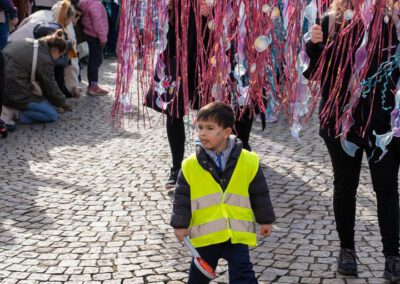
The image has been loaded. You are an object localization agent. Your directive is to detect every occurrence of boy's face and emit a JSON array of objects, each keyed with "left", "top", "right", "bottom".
[{"left": 197, "top": 119, "right": 232, "bottom": 153}]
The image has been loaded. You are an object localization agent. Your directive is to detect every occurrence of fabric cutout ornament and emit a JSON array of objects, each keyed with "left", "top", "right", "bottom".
[
  {"left": 262, "top": 4, "right": 271, "bottom": 14},
  {"left": 271, "top": 7, "right": 280, "bottom": 20},
  {"left": 344, "top": 9, "right": 354, "bottom": 21},
  {"left": 254, "top": 36, "right": 270, "bottom": 52}
]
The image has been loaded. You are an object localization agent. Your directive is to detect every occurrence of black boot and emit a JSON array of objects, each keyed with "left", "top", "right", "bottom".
[
  {"left": 337, "top": 248, "right": 357, "bottom": 276},
  {"left": 384, "top": 256, "right": 400, "bottom": 282},
  {"left": 165, "top": 167, "right": 179, "bottom": 188}
]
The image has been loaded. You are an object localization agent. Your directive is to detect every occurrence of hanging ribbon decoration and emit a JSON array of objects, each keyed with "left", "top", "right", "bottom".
[
  {"left": 112, "top": 0, "right": 309, "bottom": 127},
  {"left": 112, "top": 0, "right": 400, "bottom": 159}
]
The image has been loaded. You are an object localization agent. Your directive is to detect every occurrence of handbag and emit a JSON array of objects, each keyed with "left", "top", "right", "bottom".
[
  {"left": 31, "top": 40, "right": 43, "bottom": 96},
  {"left": 144, "top": 77, "right": 178, "bottom": 113},
  {"left": 77, "top": 41, "right": 89, "bottom": 59},
  {"left": 144, "top": 59, "right": 178, "bottom": 113}
]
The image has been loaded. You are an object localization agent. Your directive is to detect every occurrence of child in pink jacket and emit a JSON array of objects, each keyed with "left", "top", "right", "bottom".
[{"left": 79, "top": 0, "right": 109, "bottom": 96}]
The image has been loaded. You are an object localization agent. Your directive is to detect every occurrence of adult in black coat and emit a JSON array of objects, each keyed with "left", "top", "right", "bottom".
[{"left": 305, "top": 0, "right": 400, "bottom": 280}]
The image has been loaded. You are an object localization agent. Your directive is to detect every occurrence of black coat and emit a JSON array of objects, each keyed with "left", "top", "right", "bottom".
[
  {"left": 170, "top": 141, "right": 276, "bottom": 229},
  {"left": 305, "top": 14, "right": 399, "bottom": 147},
  {"left": 158, "top": 2, "right": 210, "bottom": 117}
]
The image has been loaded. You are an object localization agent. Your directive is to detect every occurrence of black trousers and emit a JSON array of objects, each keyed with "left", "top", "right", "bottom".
[
  {"left": 324, "top": 137, "right": 400, "bottom": 258},
  {"left": 86, "top": 35, "right": 103, "bottom": 85},
  {"left": 166, "top": 114, "right": 253, "bottom": 170},
  {"left": 187, "top": 241, "right": 257, "bottom": 284},
  {"left": 0, "top": 52, "right": 3, "bottom": 114},
  {"left": 54, "top": 65, "right": 70, "bottom": 97},
  {"left": 103, "top": 2, "right": 119, "bottom": 54}
]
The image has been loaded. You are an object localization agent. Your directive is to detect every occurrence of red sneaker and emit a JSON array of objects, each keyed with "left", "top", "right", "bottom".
[{"left": 87, "top": 85, "right": 109, "bottom": 96}]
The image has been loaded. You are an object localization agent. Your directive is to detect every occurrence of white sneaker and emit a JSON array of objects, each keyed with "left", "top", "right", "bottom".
[{"left": 0, "top": 106, "right": 18, "bottom": 125}]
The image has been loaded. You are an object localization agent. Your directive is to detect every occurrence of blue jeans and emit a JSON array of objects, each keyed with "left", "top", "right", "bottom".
[
  {"left": 86, "top": 34, "right": 103, "bottom": 85},
  {"left": 20, "top": 101, "right": 58, "bottom": 124},
  {"left": 187, "top": 241, "right": 257, "bottom": 284},
  {"left": 0, "top": 22, "right": 9, "bottom": 50}
]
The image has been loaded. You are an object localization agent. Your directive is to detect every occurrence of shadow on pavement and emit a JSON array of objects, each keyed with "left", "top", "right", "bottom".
[{"left": 0, "top": 93, "right": 142, "bottom": 248}]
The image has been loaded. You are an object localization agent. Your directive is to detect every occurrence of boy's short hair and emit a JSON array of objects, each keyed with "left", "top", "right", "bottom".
[{"left": 197, "top": 102, "right": 234, "bottom": 129}]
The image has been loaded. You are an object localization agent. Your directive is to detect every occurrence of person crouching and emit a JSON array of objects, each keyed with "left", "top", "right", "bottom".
[{"left": 0, "top": 30, "right": 73, "bottom": 129}]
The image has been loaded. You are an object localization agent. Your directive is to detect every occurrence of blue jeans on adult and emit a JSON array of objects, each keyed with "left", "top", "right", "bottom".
[
  {"left": 85, "top": 34, "right": 103, "bottom": 86},
  {"left": 20, "top": 100, "right": 58, "bottom": 124},
  {"left": 0, "top": 22, "right": 9, "bottom": 50},
  {"left": 188, "top": 241, "right": 257, "bottom": 284}
]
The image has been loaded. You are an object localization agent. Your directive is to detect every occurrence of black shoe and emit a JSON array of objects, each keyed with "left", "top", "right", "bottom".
[
  {"left": 165, "top": 168, "right": 179, "bottom": 188},
  {"left": 337, "top": 248, "right": 357, "bottom": 276},
  {"left": 0, "top": 120, "right": 8, "bottom": 138},
  {"left": 384, "top": 256, "right": 400, "bottom": 282},
  {"left": 5, "top": 124, "right": 16, "bottom": 132}
]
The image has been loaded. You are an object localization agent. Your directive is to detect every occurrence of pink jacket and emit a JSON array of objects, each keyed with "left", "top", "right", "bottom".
[{"left": 79, "top": 0, "right": 109, "bottom": 44}]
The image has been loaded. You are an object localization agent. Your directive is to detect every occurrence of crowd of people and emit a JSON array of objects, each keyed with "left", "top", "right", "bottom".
[{"left": 0, "top": 0, "right": 120, "bottom": 137}]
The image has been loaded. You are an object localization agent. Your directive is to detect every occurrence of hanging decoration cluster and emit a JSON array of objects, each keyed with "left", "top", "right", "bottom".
[
  {"left": 112, "top": 0, "right": 308, "bottom": 126},
  {"left": 112, "top": 0, "right": 400, "bottom": 157}
]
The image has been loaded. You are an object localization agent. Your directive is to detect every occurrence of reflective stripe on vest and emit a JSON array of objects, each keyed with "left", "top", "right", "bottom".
[
  {"left": 191, "top": 192, "right": 252, "bottom": 212},
  {"left": 182, "top": 149, "right": 259, "bottom": 248}
]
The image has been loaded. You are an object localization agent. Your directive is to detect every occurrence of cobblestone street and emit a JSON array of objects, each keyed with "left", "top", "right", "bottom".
[{"left": 0, "top": 59, "right": 393, "bottom": 283}]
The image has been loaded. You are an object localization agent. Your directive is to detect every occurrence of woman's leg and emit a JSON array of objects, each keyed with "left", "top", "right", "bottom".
[
  {"left": 107, "top": 3, "right": 119, "bottom": 55},
  {"left": 166, "top": 114, "right": 185, "bottom": 186},
  {"left": 368, "top": 141, "right": 400, "bottom": 258},
  {"left": 20, "top": 101, "right": 58, "bottom": 124},
  {"left": 323, "top": 137, "right": 363, "bottom": 249},
  {"left": 54, "top": 65, "right": 71, "bottom": 97},
  {"left": 235, "top": 109, "right": 253, "bottom": 151},
  {"left": 0, "top": 52, "right": 4, "bottom": 113},
  {"left": 86, "top": 35, "right": 103, "bottom": 86},
  {"left": 0, "top": 23, "right": 9, "bottom": 51}
]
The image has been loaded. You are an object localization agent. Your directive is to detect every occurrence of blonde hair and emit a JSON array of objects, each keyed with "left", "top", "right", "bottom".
[{"left": 330, "top": 0, "right": 350, "bottom": 13}]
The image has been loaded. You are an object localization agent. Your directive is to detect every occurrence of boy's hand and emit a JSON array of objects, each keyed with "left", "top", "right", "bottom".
[
  {"left": 260, "top": 224, "right": 273, "bottom": 236},
  {"left": 174, "top": 228, "right": 189, "bottom": 241}
]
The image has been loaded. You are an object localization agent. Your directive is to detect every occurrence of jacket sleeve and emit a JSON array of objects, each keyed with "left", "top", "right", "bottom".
[
  {"left": 303, "top": 16, "right": 329, "bottom": 79},
  {"left": 0, "top": 0, "right": 17, "bottom": 19},
  {"left": 89, "top": 3, "right": 109, "bottom": 44},
  {"left": 249, "top": 165, "right": 276, "bottom": 224},
  {"left": 36, "top": 59, "right": 66, "bottom": 108},
  {"left": 170, "top": 170, "right": 192, "bottom": 229}
]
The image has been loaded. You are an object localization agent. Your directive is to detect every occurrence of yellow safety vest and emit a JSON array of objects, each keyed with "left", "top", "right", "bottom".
[{"left": 182, "top": 149, "right": 259, "bottom": 248}]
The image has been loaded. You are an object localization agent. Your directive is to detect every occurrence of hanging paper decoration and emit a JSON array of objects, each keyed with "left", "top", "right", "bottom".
[
  {"left": 112, "top": 0, "right": 400, "bottom": 158},
  {"left": 112, "top": 0, "right": 311, "bottom": 127}
]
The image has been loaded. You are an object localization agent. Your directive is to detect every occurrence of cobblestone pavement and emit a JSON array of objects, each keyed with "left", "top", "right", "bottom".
[{"left": 0, "top": 59, "right": 394, "bottom": 283}]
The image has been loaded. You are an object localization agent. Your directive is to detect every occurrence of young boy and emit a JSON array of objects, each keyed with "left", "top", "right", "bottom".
[{"left": 170, "top": 102, "right": 276, "bottom": 283}]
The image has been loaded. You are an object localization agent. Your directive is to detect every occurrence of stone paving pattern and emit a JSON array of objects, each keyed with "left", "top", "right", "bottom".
[{"left": 0, "top": 59, "right": 393, "bottom": 283}]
